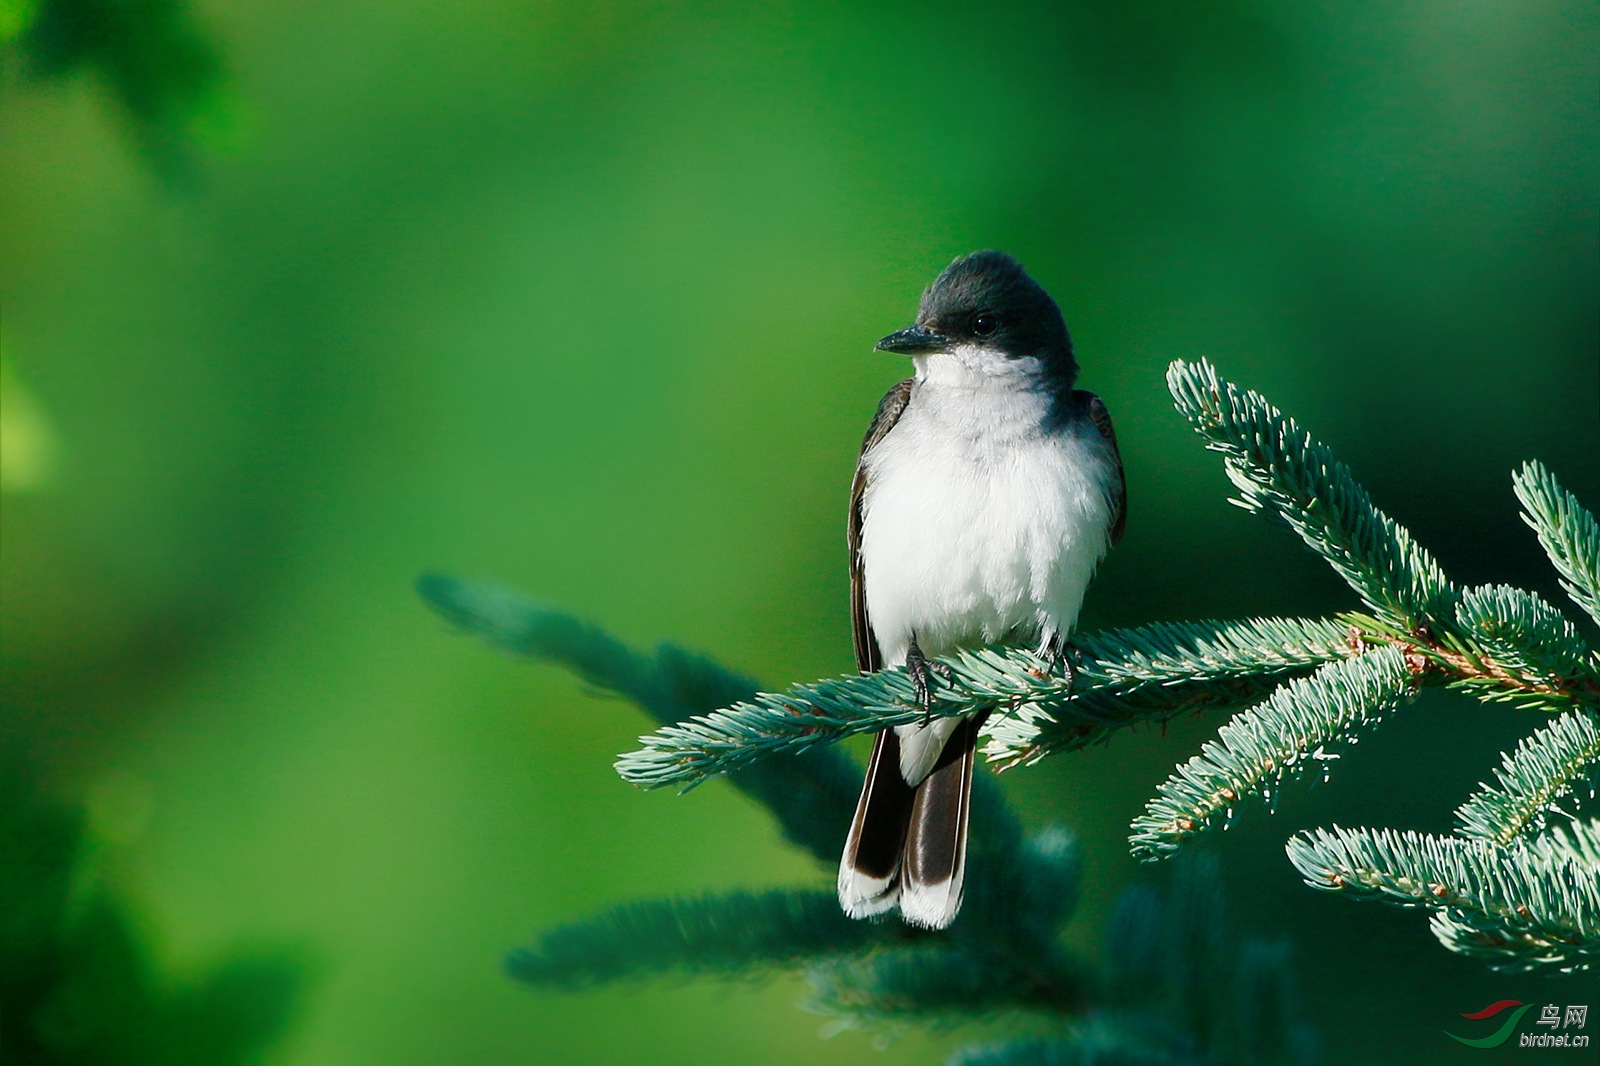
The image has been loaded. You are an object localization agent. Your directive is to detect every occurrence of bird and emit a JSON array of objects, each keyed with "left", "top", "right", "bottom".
[{"left": 836, "top": 250, "right": 1125, "bottom": 930}]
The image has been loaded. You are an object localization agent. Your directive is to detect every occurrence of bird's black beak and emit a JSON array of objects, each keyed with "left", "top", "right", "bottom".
[{"left": 875, "top": 323, "right": 949, "bottom": 355}]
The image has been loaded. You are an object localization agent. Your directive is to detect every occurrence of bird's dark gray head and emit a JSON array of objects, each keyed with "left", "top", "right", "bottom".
[{"left": 876, "top": 251, "right": 1076, "bottom": 383}]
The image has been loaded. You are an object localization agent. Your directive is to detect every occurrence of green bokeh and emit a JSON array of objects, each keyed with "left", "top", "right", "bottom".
[{"left": 2, "top": 1, "right": 1596, "bottom": 1063}]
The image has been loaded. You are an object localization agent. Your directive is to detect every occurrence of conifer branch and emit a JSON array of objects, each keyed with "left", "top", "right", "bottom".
[
  {"left": 506, "top": 889, "right": 909, "bottom": 988},
  {"left": 1454, "top": 710, "right": 1600, "bottom": 846},
  {"left": 1429, "top": 820, "right": 1600, "bottom": 973},
  {"left": 417, "top": 573, "right": 763, "bottom": 725},
  {"left": 1513, "top": 460, "right": 1600, "bottom": 629},
  {"left": 1129, "top": 648, "right": 1415, "bottom": 861},
  {"left": 1285, "top": 822, "right": 1600, "bottom": 973},
  {"left": 1446, "top": 585, "right": 1600, "bottom": 710},
  {"left": 617, "top": 617, "right": 1355, "bottom": 790},
  {"left": 411, "top": 570, "right": 1325, "bottom": 1061},
  {"left": 985, "top": 616, "right": 1358, "bottom": 768},
  {"left": 1166, "top": 359, "right": 1456, "bottom": 630}
]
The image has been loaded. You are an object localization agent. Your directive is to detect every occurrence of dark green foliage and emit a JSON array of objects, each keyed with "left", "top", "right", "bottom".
[
  {"left": 805, "top": 942, "right": 1085, "bottom": 1027},
  {"left": 946, "top": 855, "right": 1318, "bottom": 1066},
  {"left": 1233, "top": 939, "right": 1316, "bottom": 1066},
  {"left": 807, "top": 927, "right": 1087, "bottom": 1037},
  {"left": 803, "top": 826, "right": 1091, "bottom": 1030},
  {"left": 1101, "top": 887, "right": 1162, "bottom": 1006},
  {"left": 1157, "top": 853, "right": 1234, "bottom": 1050},
  {"left": 0, "top": 767, "right": 302, "bottom": 1066},
  {"left": 961, "top": 826, "right": 1081, "bottom": 949},
  {"left": 419, "top": 575, "right": 761, "bottom": 725},
  {"left": 1104, "top": 854, "right": 1318, "bottom": 1066},
  {"left": 7, "top": 0, "right": 221, "bottom": 174}
]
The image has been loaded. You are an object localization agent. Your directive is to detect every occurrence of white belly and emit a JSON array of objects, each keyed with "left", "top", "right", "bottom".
[{"left": 858, "top": 367, "right": 1116, "bottom": 669}]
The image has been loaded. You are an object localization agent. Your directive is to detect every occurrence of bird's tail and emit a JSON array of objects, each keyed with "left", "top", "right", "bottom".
[
  {"left": 899, "top": 714, "right": 981, "bottom": 929},
  {"left": 837, "top": 716, "right": 984, "bottom": 930},
  {"left": 837, "top": 728, "right": 916, "bottom": 918}
]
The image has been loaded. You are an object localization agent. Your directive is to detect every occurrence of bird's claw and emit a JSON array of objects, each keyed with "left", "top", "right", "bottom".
[
  {"left": 906, "top": 637, "right": 955, "bottom": 726},
  {"left": 1044, "top": 636, "right": 1080, "bottom": 691}
]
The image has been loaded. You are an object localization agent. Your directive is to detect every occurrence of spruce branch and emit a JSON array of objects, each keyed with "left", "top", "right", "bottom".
[
  {"left": 1285, "top": 822, "right": 1600, "bottom": 973},
  {"left": 417, "top": 574, "right": 860, "bottom": 863},
  {"left": 1166, "top": 359, "right": 1456, "bottom": 629},
  {"left": 1129, "top": 647, "right": 1415, "bottom": 861},
  {"left": 1448, "top": 585, "right": 1599, "bottom": 710},
  {"left": 417, "top": 573, "right": 761, "bottom": 725},
  {"left": 986, "top": 617, "right": 1359, "bottom": 768},
  {"left": 1513, "top": 460, "right": 1600, "bottom": 629},
  {"left": 617, "top": 617, "right": 1355, "bottom": 790},
  {"left": 506, "top": 889, "right": 909, "bottom": 989},
  {"left": 1454, "top": 710, "right": 1600, "bottom": 846}
]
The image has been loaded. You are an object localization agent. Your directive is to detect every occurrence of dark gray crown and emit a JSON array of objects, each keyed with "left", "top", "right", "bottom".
[{"left": 917, "top": 251, "right": 1075, "bottom": 376}]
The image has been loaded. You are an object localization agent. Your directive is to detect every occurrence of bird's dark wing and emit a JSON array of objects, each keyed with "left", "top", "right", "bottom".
[
  {"left": 850, "top": 378, "right": 914, "bottom": 673},
  {"left": 1076, "top": 389, "right": 1126, "bottom": 545}
]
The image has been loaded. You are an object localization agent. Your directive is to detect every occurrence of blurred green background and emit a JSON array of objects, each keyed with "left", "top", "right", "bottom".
[{"left": 2, "top": 1, "right": 1596, "bottom": 1062}]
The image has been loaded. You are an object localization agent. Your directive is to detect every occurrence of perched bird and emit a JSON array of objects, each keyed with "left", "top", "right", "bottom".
[{"left": 837, "top": 251, "right": 1125, "bottom": 929}]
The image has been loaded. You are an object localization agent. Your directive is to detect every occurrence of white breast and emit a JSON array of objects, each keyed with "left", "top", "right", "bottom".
[{"left": 858, "top": 347, "right": 1116, "bottom": 669}]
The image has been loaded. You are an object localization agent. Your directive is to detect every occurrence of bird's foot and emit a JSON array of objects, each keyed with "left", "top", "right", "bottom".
[
  {"left": 906, "top": 636, "right": 956, "bottom": 726},
  {"left": 1043, "top": 635, "right": 1081, "bottom": 691}
]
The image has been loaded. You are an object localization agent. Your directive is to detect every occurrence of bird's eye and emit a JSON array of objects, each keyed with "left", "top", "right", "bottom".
[{"left": 972, "top": 314, "right": 998, "bottom": 337}]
